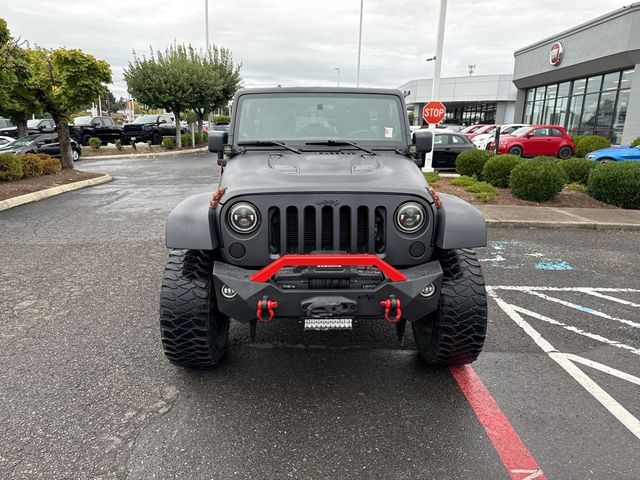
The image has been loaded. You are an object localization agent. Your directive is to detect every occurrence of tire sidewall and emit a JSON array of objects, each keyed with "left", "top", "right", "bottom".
[
  {"left": 509, "top": 146, "right": 522, "bottom": 156},
  {"left": 559, "top": 146, "right": 572, "bottom": 159}
]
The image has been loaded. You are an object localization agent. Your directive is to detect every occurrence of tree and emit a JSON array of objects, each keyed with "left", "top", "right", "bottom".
[{"left": 25, "top": 48, "right": 111, "bottom": 169}]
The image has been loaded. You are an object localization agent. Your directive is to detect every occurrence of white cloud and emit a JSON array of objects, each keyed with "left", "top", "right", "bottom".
[{"left": 1, "top": 0, "right": 628, "bottom": 98}]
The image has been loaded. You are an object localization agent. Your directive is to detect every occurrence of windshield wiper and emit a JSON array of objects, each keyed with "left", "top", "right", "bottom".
[
  {"left": 305, "top": 140, "right": 374, "bottom": 155},
  {"left": 237, "top": 140, "right": 301, "bottom": 154}
]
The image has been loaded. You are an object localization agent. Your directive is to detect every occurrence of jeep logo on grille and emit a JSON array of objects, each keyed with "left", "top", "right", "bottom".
[{"left": 316, "top": 198, "right": 340, "bottom": 206}]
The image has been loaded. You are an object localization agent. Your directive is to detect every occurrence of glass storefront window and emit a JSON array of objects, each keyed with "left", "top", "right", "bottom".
[
  {"left": 552, "top": 97, "right": 568, "bottom": 126},
  {"left": 524, "top": 102, "right": 533, "bottom": 123},
  {"left": 526, "top": 89, "right": 534, "bottom": 103},
  {"left": 620, "top": 69, "right": 634, "bottom": 89},
  {"left": 534, "top": 86, "right": 546, "bottom": 102},
  {"left": 612, "top": 90, "right": 629, "bottom": 144},
  {"left": 567, "top": 95, "right": 583, "bottom": 134},
  {"left": 586, "top": 75, "right": 602, "bottom": 94},
  {"left": 557, "top": 82, "right": 571, "bottom": 97},
  {"left": 579, "top": 93, "right": 599, "bottom": 134},
  {"left": 602, "top": 72, "right": 621, "bottom": 91},
  {"left": 573, "top": 78, "right": 587, "bottom": 95},
  {"left": 545, "top": 84, "right": 558, "bottom": 100}
]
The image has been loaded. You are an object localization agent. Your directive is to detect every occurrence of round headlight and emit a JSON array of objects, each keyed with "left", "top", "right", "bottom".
[
  {"left": 395, "top": 202, "right": 426, "bottom": 233},
  {"left": 228, "top": 202, "right": 260, "bottom": 234}
]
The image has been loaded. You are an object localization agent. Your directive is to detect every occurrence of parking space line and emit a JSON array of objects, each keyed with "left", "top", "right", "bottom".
[
  {"left": 450, "top": 365, "right": 547, "bottom": 480},
  {"left": 488, "top": 287, "right": 640, "bottom": 441},
  {"left": 577, "top": 289, "right": 640, "bottom": 308},
  {"left": 511, "top": 304, "right": 640, "bottom": 356},
  {"left": 490, "top": 287, "right": 640, "bottom": 293},
  {"left": 521, "top": 290, "right": 640, "bottom": 329},
  {"left": 563, "top": 354, "right": 640, "bottom": 387}
]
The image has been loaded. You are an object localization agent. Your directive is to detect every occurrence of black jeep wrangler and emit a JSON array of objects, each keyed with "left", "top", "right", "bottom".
[{"left": 160, "top": 88, "right": 487, "bottom": 367}]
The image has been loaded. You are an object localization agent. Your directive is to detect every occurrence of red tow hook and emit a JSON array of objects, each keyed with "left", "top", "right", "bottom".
[
  {"left": 256, "top": 296, "right": 278, "bottom": 323},
  {"left": 380, "top": 295, "right": 402, "bottom": 324}
]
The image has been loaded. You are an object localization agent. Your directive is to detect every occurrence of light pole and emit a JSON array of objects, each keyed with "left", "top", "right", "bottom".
[
  {"left": 423, "top": 0, "right": 448, "bottom": 173},
  {"left": 334, "top": 67, "right": 341, "bottom": 87},
  {"left": 356, "top": 0, "right": 363, "bottom": 87},
  {"left": 205, "top": 0, "right": 213, "bottom": 130},
  {"left": 468, "top": 64, "right": 476, "bottom": 76}
]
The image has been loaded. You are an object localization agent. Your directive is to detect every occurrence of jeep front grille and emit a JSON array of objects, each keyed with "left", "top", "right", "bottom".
[{"left": 268, "top": 205, "right": 386, "bottom": 255}]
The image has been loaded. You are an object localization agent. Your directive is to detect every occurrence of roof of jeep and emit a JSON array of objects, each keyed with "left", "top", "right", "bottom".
[{"left": 234, "top": 87, "right": 404, "bottom": 96}]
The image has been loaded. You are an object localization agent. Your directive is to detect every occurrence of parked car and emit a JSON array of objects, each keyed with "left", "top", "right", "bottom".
[
  {"left": 586, "top": 145, "right": 640, "bottom": 163},
  {"left": 123, "top": 114, "right": 177, "bottom": 145},
  {"left": 0, "top": 117, "right": 16, "bottom": 137},
  {"left": 472, "top": 124, "right": 529, "bottom": 150},
  {"left": 0, "top": 118, "right": 57, "bottom": 138},
  {"left": 459, "top": 124, "right": 485, "bottom": 135},
  {"left": 432, "top": 131, "right": 476, "bottom": 169},
  {"left": 490, "top": 125, "right": 574, "bottom": 159},
  {"left": 466, "top": 124, "right": 497, "bottom": 140},
  {"left": 0, "top": 133, "right": 82, "bottom": 161},
  {"left": 0, "top": 135, "right": 14, "bottom": 146},
  {"left": 439, "top": 118, "right": 464, "bottom": 132},
  {"left": 70, "top": 116, "right": 122, "bottom": 146}
]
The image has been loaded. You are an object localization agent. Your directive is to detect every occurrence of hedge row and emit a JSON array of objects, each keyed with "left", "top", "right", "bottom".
[{"left": 0, "top": 153, "right": 61, "bottom": 181}]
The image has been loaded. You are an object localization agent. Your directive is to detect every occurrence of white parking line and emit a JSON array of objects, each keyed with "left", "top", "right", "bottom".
[
  {"left": 577, "top": 289, "right": 640, "bottom": 309},
  {"left": 487, "top": 286, "right": 640, "bottom": 441}
]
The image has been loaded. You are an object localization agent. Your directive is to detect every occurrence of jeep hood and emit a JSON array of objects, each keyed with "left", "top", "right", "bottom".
[{"left": 219, "top": 152, "right": 430, "bottom": 200}]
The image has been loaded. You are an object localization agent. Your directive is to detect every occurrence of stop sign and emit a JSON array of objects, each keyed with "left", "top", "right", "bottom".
[{"left": 422, "top": 101, "right": 446, "bottom": 125}]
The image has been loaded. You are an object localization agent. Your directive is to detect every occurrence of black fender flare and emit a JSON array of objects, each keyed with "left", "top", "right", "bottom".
[
  {"left": 166, "top": 193, "right": 218, "bottom": 250},
  {"left": 434, "top": 193, "right": 486, "bottom": 249}
]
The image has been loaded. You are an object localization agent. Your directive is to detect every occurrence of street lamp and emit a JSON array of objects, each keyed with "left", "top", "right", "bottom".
[
  {"left": 468, "top": 64, "right": 476, "bottom": 76},
  {"left": 334, "top": 67, "right": 341, "bottom": 87}
]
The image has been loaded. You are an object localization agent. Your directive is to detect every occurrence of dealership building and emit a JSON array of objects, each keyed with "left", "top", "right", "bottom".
[
  {"left": 513, "top": 2, "right": 640, "bottom": 144},
  {"left": 400, "top": 3, "right": 640, "bottom": 144}
]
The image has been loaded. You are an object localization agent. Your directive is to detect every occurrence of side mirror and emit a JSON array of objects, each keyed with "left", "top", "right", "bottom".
[
  {"left": 35, "top": 141, "right": 45, "bottom": 147},
  {"left": 208, "top": 130, "right": 228, "bottom": 164},
  {"left": 159, "top": 119, "right": 167, "bottom": 124},
  {"left": 412, "top": 130, "right": 433, "bottom": 168}
]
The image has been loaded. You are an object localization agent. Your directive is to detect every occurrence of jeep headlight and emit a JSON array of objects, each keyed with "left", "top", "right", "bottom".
[
  {"left": 228, "top": 202, "right": 260, "bottom": 234},
  {"left": 395, "top": 202, "right": 426, "bottom": 233}
]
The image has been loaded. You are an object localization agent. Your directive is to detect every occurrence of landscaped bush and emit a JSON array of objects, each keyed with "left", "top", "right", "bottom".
[
  {"left": 20, "top": 153, "right": 45, "bottom": 177},
  {"left": 162, "top": 136, "right": 176, "bottom": 150},
  {"left": 450, "top": 175, "right": 477, "bottom": 188},
  {"left": 41, "top": 158, "right": 62, "bottom": 175},
  {"left": 575, "top": 135, "right": 611, "bottom": 158},
  {"left": 88, "top": 137, "right": 101, "bottom": 150},
  {"left": 466, "top": 181, "right": 498, "bottom": 202},
  {"left": 630, "top": 137, "right": 640, "bottom": 147},
  {"left": 213, "top": 114, "right": 230, "bottom": 124},
  {"left": 455, "top": 149, "right": 493, "bottom": 179},
  {"left": 193, "top": 131, "right": 209, "bottom": 145},
  {"left": 423, "top": 171, "right": 440, "bottom": 184},
  {"left": 587, "top": 161, "right": 640, "bottom": 209},
  {"left": 570, "top": 135, "right": 587, "bottom": 147},
  {"left": 510, "top": 159, "right": 568, "bottom": 202},
  {"left": 115, "top": 139, "right": 123, "bottom": 150},
  {"left": 482, "top": 154, "right": 523, "bottom": 188},
  {"left": 0, "top": 153, "right": 24, "bottom": 181},
  {"left": 558, "top": 158, "right": 598, "bottom": 184},
  {"left": 181, "top": 132, "right": 192, "bottom": 147}
]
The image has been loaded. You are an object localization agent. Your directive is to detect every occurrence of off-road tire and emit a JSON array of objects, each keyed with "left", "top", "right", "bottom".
[
  {"left": 152, "top": 132, "right": 161, "bottom": 145},
  {"left": 412, "top": 248, "right": 487, "bottom": 365},
  {"left": 160, "top": 249, "right": 230, "bottom": 367}
]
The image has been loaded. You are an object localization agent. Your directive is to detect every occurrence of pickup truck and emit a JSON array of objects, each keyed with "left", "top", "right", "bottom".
[
  {"left": 122, "top": 114, "right": 177, "bottom": 145},
  {"left": 70, "top": 116, "right": 122, "bottom": 146}
]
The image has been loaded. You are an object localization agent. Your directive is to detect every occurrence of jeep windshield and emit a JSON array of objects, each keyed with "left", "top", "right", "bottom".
[{"left": 235, "top": 93, "right": 406, "bottom": 149}]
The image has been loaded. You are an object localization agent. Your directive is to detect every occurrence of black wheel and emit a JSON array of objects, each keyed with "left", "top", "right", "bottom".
[
  {"left": 508, "top": 146, "right": 523, "bottom": 156},
  {"left": 152, "top": 132, "right": 161, "bottom": 145},
  {"left": 71, "top": 148, "right": 80, "bottom": 161},
  {"left": 412, "top": 248, "right": 487, "bottom": 365},
  {"left": 81, "top": 135, "right": 91, "bottom": 146},
  {"left": 558, "top": 146, "right": 572, "bottom": 159},
  {"left": 599, "top": 157, "right": 614, "bottom": 164},
  {"left": 159, "top": 249, "right": 230, "bottom": 367}
]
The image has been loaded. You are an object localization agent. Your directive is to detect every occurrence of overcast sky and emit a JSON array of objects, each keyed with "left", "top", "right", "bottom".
[{"left": 1, "top": 0, "right": 630, "bottom": 98}]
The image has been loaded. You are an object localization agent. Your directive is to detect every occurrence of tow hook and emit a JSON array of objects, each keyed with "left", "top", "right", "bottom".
[
  {"left": 256, "top": 296, "right": 278, "bottom": 323},
  {"left": 380, "top": 295, "right": 402, "bottom": 324}
]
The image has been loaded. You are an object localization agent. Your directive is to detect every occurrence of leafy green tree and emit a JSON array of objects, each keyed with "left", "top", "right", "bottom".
[{"left": 25, "top": 48, "right": 111, "bottom": 168}]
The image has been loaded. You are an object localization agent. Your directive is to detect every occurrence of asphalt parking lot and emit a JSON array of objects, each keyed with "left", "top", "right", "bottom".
[{"left": 1, "top": 152, "right": 638, "bottom": 479}]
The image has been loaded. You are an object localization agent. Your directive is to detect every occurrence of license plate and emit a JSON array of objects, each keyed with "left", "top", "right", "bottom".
[{"left": 304, "top": 318, "right": 353, "bottom": 331}]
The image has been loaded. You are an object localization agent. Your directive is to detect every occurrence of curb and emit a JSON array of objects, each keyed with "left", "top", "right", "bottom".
[
  {"left": 82, "top": 146, "right": 207, "bottom": 161},
  {"left": 485, "top": 219, "right": 640, "bottom": 231},
  {"left": 0, "top": 173, "right": 112, "bottom": 212}
]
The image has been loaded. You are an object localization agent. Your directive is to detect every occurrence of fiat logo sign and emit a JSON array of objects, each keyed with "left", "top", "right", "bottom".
[{"left": 550, "top": 42, "right": 563, "bottom": 66}]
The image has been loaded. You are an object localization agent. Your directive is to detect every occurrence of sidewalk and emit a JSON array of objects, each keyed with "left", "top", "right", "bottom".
[{"left": 477, "top": 205, "right": 640, "bottom": 230}]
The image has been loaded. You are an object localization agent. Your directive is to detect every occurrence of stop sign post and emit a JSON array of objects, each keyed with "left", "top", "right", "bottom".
[
  {"left": 422, "top": 101, "right": 446, "bottom": 125},
  {"left": 422, "top": 101, "right": 446, "bottom": 172}
]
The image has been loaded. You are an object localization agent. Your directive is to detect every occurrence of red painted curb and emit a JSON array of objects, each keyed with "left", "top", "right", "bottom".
[{"left": 450, "top": 364, "right": 547, "bottom": 480}]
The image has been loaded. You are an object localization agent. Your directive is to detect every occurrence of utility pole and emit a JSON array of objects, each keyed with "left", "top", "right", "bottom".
[
  {"left": 423, "top": 0, "right": 447, "bottom": 173},
  {"left": 205, "top": 0, "right": 213, "bottom": 131},
  {"left": 356, "top": 0, "right": 363, "bottom": 87},
  {"left": 334, "top": 68, "right": 341, "bottom": 87}
]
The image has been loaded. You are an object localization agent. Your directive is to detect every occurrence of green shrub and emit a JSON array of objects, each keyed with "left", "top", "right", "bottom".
[
  {"left": 455, "top": 150, "right": 493, "bottom": 179},
  {"left": 88, "top": 137, "right": 101, "bottom": 150},
  {"left": 575, "top": 135, "right": 611, "bottom": 158},
  {"left": 0, "top": 153, "right": 24, "bottom": 181},
  {"left": 213, "top": 114, "right": 230, "bottom": 124},
  {"left": 20, "top": 153, "right": 46, "bottom": 177},
  {"left": 466, "top": 181, "right": 497, "bottom": 195},
  {"left": 424, "top": 171, "right": 440, "bottom": 184},
  {"left": 450, "top": 175, "right": 477, "bottom": 187},
  {"left": 631, "top": 137, "right": 640, "bottom": 147},
  {"left": 162, "top": 136, "right": 176, "bottom": 150},
  {"left": 531, "top": 155, "right": 559, "bottom": 163},
  {"left": 566, "top": 182, "right": 587, "bottom": 193},
  {"left": 570, "top": 135, "right": 586, "bottom": 147},
  {"left": 476, "top": 190, "right": 497, "bottom": 202},
  {"left": 115, "top": 139, "right": 123, "bottom": 150},
  {"left": 558, "top": 158, "right": 598, "bottom": 184},
  {"left": 587, "top": 161, "right": 640, "bottom": 209},
  {"left": 181, "top": 133, "right": 192, "bottom": 147},
  {"left": 482, "top": 154, "right": 523, "bottom": 187},
  {"left": 41, "top": 158, "right": 62, "bottom": 175},
  {"left": 510, "top": 159, "right": 568, "bottom": 202}
]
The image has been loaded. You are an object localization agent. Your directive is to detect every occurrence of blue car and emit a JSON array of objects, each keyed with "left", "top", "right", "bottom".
[{"left": 585, "top": 145, "right": 640, "bottom": 162}]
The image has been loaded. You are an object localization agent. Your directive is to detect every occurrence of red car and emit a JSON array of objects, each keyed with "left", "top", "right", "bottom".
[
  {"left": 490, "top": 125, "right": 574, "bottom": 159},
  {"left": 459, "top": 124, "right": 485, "bottom": 135},
  {"left": 466, "top": 124, "right": 497, "bottom": 140}
]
